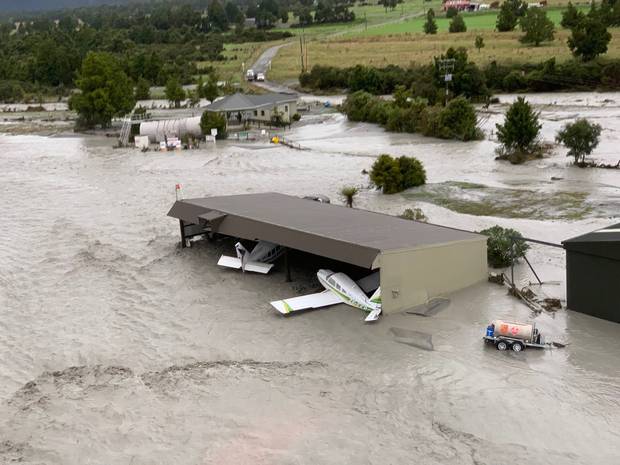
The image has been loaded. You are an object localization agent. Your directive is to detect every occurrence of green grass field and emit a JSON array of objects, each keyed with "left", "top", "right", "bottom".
[{"left": 345, "top": 6, "right": 587, "bottom": 37}]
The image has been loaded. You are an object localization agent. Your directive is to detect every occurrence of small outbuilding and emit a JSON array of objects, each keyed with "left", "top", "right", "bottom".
[
  {"left": 563, "top": 223, "right": 620, "bottom": 323},
  {"left": 168, "top": 193, "right": 488, "bottom": 314},
  {"left": 204, "top": 92, "right": 298, "bottom": 127}
]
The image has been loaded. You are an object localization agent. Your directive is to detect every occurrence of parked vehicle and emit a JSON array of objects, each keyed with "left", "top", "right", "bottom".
[
  {"left": 256, "top": 73, "right": 265, "bottom": 82},
  {"left": 246, "top": 69, "right": 256, "bottom": 81},
  {"left": 483, "top": 320, "right": 546, "bottom": 352}
]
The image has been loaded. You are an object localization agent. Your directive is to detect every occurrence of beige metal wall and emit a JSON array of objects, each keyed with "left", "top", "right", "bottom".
[{"left": 378, "top": 239, "right": 487, "bottom": 314}]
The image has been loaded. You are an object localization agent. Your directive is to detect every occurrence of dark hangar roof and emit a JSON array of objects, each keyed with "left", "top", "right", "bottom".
[
  {"left": 563, "top": 222, "right": 620, "bottom": 261},
  {"left": 168, "top": 193, "right": 484, "bottom": 269}
]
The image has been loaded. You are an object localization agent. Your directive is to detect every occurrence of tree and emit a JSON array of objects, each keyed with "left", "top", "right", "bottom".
[
  {"left": 479, "top": 225, "right": 529, "bottom": 268},
  {"left": 370, "top": 154, "right": 426, "bottom": 194},
  {"left": 567, "top": 7, "right": 612, "bottom": 61},
  {"left": 135, "top": 78, "right": 151, "bottom": 100},
  {"left": 165, "top": 77, "right": 186, "bottom": 108},
  {"left": 225, "top": 1, "right": 244, "bottom": 24},
  {"left": 446, "top": 6, "right": 459, "bottom": 18},
  {"left": 202, "top": 75, "right": 219, "bottom": 102},
  {"left": 556, "top": 118, "right": 602, "bottom": 165},
  {"left": 496, "top": 0, "right": 527, "bottom": 32},
  {"left": 561, "top": 2, "right": 584, "bottom": 29},
  {"left": 438, "top": 96, "right": 481, "bottom": 141},
  {"left": 424, "top": 8, "right": 438, "bottom": 34},
  {"left": 449, "top": 14, "right": 467, "bottom": 33},
  {"left": 519, "top": 7, "right": 555, "bottom": 46},
  {"left": 69, "top": 52, "right": 135, "bottom": 129},
  {"left": 340, "top": 186, "right": 359, "bottom": 207},
  {"left": 200, "top": 111, "right": 227, "bottom": 139},
  {"left": 495, "top": 97, "right": 542, "bottom": 158},
  {"left": 475, "top": 35, "right": 485, "bottom": 52},
  {"left": 209, "top": 0, "right": 229, "bottom": 31}
]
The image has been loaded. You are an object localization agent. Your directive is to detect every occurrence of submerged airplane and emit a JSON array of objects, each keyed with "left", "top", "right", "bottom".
[
  {"left": 271, "top": 269, "right": 382, "bottom": 322},
  {"left": 218, "top": 241, "right": 284, "bottom": 274}
]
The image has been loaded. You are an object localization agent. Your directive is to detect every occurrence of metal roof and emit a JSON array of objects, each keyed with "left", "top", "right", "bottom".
[
  {"left": 563, "top": 222, "right": 620, "bottom": 261},
  {"left": 168, "top": 193, "right": 485, "bottom": 269},
  {"left": 205, "top": 92, "right": 297, "bottom": 112}
]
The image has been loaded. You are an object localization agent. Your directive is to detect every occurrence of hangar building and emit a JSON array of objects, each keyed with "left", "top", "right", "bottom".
[
  {"left": 168, "top": 193, "right": 488, "bottom": 314},
  {"left": 563, "top": 223, "right": 620, "bottom": 324}
]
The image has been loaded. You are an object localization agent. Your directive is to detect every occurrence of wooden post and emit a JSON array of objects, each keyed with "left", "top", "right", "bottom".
[
  {"left": 179, "top": 219, "right": 186, "bottom": 248},
  {"left": 284, "top": 248, "right": 292, "bottom": 282}
]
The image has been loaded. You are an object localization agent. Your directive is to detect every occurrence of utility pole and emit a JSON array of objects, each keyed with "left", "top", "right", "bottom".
[
  {"left": 437, "top": 58, "right": 455, "bottom": 106},
  {"left": 300, "top": 29, "right": 305, "bottom": 73}
]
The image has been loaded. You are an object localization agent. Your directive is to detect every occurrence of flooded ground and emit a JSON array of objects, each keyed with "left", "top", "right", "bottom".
[{"left": 0, "top": 92, "right": 619, "bottom": 464}]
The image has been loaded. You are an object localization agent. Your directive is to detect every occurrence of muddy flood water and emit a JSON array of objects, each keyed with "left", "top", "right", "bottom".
[{"left": 1, "top": 92, "right": 619, "bottom": 464}]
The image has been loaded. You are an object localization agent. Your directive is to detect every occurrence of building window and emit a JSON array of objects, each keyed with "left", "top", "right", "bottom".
[
  {"left": 285, "top": 105, "right": 288, "bottom": 112},
  {"left": 261, "top": 110, "right": 265, "bottom": 116},
  {"left": 253, "top": 110, "right": 257, "bottom": 116}
]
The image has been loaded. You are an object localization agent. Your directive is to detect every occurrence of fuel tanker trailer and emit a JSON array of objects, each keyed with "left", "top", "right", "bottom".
[{"left": 483, "top": 320, "right": 546, "bottom": 352}]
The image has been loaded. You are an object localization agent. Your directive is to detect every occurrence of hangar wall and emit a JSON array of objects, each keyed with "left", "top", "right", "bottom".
[{"left": 378, "top": 239, "right": 487, "bottom": 314}]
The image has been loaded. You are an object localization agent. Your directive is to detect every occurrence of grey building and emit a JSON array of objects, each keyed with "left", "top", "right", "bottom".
[
  {"left": 563, "top": 223, "right": 620, "bottom": 323},
  {"left": 205, "top": 92, "right": 298, "bottom": 127}
]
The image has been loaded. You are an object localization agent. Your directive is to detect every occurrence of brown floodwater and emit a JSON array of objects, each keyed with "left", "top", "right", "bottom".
[{"left": 0, "top": 92, "right": 619, "bottom": 464}]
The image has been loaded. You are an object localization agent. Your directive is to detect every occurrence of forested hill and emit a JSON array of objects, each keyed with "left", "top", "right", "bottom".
[{"left": 0, "top": 0, "right": 131, "bottom": 13}]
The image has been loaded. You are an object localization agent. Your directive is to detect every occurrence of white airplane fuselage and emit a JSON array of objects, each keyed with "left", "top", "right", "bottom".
[{"left": 317, "top": 269, "right": 380, "bottom": 313}]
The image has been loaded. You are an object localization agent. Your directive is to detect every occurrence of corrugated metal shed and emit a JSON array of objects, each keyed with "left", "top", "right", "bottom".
[{"left": 563, "top": 223, "right": 620, "bottom": 323}]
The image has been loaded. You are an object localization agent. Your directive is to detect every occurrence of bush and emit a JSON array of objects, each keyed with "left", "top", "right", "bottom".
[
  {"left": 449, "top": 14, "right": 467, "bottom": 33},
  {"left": 479, "top": 225, "right": 529, "bottom": 268},
  {"left": 502, "top": 70, "right": 527, "bottom": 91},
  {"left": 446, "top": 7, "right": 458, "bottom": 18},
  {"left": 495, "top": 97, "right": 542, "bottom": 160},
  {"left": 556, "top": 118, "right": 602, "bottom": 165},
  {"left": 370, "top": 154, "right": 426, "bottom": 194},
  {"left": 200, "top": 111, "right": 227, "bottom": 139},
  {"left": 437, "top": 96, "right": 482, "bottom": 141},
  {"left": 400, "top": 208, "right": 427, "bottom": 222},
  {"left": 292, "top": 112, "right": 301, "bottom": 122}
]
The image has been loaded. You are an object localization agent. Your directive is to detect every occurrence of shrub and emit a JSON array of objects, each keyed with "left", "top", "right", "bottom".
[
  {"left": 437, "top": 96, "right": 482, "bottom": 141},
  {"left": 340, "top": 186, "right": 359, "bottom": 207},
  {"left": 400, "top": 208, "right": 427, "bottom": 222},
  {"left": 370, "top": 154, "right": 426, "bottom": 194},
  {"left": 502, "top": 70, "right": 527, "bottom": 91},
  {"left": 292, "top": 112, "right": 301, "bottom": 122},
  {"left": 200, "top": 111, "right": 227, "bottom": 139},
  {"left": 446, "top": 7, "right": 458, "bottom": 18},
  {"left": 449, "top": 14, "right": 467, "bottom": 33},
  {"left": 495, "top": 97, "right": 542, "bottom": 160},
  {"left": 555, "top": 118, "right": 602, "bottom": 165},
  {"left": 479, "top": 225, "right": 529, "bottom": 268}
]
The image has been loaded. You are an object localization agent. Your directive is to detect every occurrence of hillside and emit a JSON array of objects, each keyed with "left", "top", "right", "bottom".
[{"left": 0, "top": 0, "right": 131, "bottom": 13}]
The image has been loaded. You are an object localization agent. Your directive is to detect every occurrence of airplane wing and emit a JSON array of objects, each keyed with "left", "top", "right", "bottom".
[
  {"left": 270, "top": 290, "right": 342, "bottom": 315},
  {"left": 217, "top": 255, "right": 273, "bottom": 274}
]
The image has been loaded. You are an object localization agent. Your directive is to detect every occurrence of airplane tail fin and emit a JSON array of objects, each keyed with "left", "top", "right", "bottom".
[
  {"left": 369, "top": 287, "right": 381, "bottom": 305},
  {"left": 235, "top": 242, "right": 249, "bottom": 272}
]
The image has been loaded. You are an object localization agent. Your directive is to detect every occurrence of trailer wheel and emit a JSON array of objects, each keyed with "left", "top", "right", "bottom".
[
  {"left": 496, "top": 341, "right": 508, "bottom": 351},
  {"left": 511, "top": 341, "right": 524, "bottom": 352}
]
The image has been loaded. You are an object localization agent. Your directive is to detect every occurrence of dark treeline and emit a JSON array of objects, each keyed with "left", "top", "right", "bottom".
[
  {"left": 300, "top": 54, "right": 620, "bottom": 99},
  {"left": 0, "top": 0, "right": 297, "bottom": 102}
]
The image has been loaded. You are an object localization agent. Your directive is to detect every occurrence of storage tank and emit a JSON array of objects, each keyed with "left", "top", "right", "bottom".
[
  {"left": 140, "top": 116, "right": 202, "bottom": 143},
  {"left": 492, "top": 320, "right": 534, "bottom": 340}
]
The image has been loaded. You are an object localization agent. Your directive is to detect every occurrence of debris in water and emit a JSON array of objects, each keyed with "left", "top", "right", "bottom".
[
  {"left": 488, "top": 273, "right": 505, "bottom": 285},
  {"left": 389, "top": 327, "right": 434, "bottom": 351}
]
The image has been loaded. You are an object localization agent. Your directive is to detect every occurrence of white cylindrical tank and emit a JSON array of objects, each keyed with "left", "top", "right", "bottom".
[
  {"left": 140, "top": 116, "right": 202, "bottom": 142},
  {"left": 492, "top": 320, "right": 534, "bottom": 340}
]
